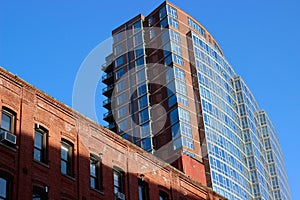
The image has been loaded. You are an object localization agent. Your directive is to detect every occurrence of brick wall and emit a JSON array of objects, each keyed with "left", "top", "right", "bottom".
[{"left": 0, "top": 67, "right": 225, "bottom": 200}]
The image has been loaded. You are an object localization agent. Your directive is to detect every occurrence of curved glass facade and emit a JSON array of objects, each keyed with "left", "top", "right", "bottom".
[{"left": 191, "top": 29, "right": 291, "bottom": 199}]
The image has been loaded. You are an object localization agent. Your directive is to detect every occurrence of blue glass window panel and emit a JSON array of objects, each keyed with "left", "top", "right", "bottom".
[
  {"left": 135, "top": 45, "right": 144, "bottom": 58},
  {"left": 117, "top": 80, "right": 125, "bottom": 92},
  {"left": 177, "top": 94, "right": 188, "bottom": 106},
  {"left": 170, "top": 108, "right": 179, "bottom": 125},
  {"left": 173, "top": 138, "right": 182, "bottom": 150},
  {"left": 161, "top": 30, "right": 170, "bottom": 44},
  {"left": 159, "top": 7, "right": 167, "bottom": 20},
  {"left": 168, "top": 95, "right": 177, "bottom": 107},
  {"left": 137, "top": 70, "right": 146, "bottom": 83},
  {"left": 134, "top": 32, "right": 143, "bottom": 46},
  {"left": 164, "top": 54, "right": 172, "bottom": 66},
  {"left": 118, "top": 106, "right": 127, "bottom": 118},
  {"left": 174, "top": 67, "right": 185, "bottom": 81},
  {"left": 178, "top": 107, "right": 190, "bottom": 123},
  {"left": 116, "top": 68, "right": 125, "bottom": 79},
  {"left": 115, "top": 56, "right": 124, "bottom": 67},
  {"left": 167, "top": 5, "right": 177, "bottom": 19},
  {"left": 141, "top": 137, "right": 152, "bottom": 151},
  {"left": 138, "top": 95, "right": 148, "bottom": 110},
  {"left": 180, "top": 122, "right": 192, "bottom": 138},
  {"left": 140, "top": 122, "right": 150, "bottom": 138},
  {"left": 172, "top": 54, "right": 183, "bottom": 66},
  {"left": 119, "top": 120, "right": 127, "bottom": 131},
  {"left": 0, "top": 177, "right": 6, "bottom": 198},
  {"left": 133, "top": 20, "right": 142, "bottom": 33},
  {"left": 139, "top": 109, "right": 149, "bottom": 124},
  {"left": 138, "top": 84, "right": 147, "bottom": 96},
  {"left": 1, "top": 112, "right": 11, "bottom": 131},
  {"left": 168, "top": 17, "right": 178, "bottom": 29},
  {"left": 171, "top": 123, "right": 180, "bottom": 139},
  {"left": 169, "top": 29, "right": 180, "bottom": 43},
  {"left": 135, "top": 57, "right": 145, "bottom": 68}
]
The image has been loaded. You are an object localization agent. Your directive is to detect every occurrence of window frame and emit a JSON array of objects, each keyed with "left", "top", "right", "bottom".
[
  {"left": 1, "top": 107, "right": 16, "bottom": 133},
  {"left": 113, "top": 168, "right": 124, "bottom": 195},
  {"left": 0, "top": 171, "right": 12, "bottom": 200},
  {"left": 32, "top": 185, "right": 47, "bottom": 200},
  {"left": 138, "top": 179, "right": 149, "bottom": 200},
  {"left": 61, "top": 140, "right": 73, "bottom": 177},
  {"left": 90, "top": 154, "right": 102, "bottom": 191},
  {"left": 159, "top": 190, "right": 169, "bottom": 200},
  {"left": 33, "top": 125, "right": 48, "bottom": 164}
]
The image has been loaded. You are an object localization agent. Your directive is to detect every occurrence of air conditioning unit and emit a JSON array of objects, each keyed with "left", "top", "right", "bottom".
[
  {"left": 115, "top": 191, "right": 125, "bottom": 200},
  {"left": 0, "top": 129, "right": 16, "bottom": 144}
]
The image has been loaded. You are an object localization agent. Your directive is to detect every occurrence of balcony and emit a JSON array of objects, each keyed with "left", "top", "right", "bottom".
[
  {"left": 103, "top": 110, "right": 114, "bottom": 122},
  {"left": 102, "top": 54, "right": 114, "bottom": 73},
  {"left": 103, "top": 98, "right": 112, "bottom": 109},
  {"left": 102, "top": 72, "right": 114, "bottom": 84},
  {"left": 102, "top": 84, "right": 114, "bottom": 97}
]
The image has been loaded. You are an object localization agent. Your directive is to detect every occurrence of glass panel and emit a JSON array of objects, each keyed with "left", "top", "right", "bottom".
[
  {"left": 133, "top": 21, "right": 142, "bottom": 33},
  {"left": 138, "top": 96, "right": 148, "bottom": 110},
  {"left": 32, "top": 194, "right": 41, "bottom": 200},
  {"left": 90, "top": 177, "right": 95, "bottom": 188},
  {"left": 90, "top": 162, "right": 96, "bottom": 177},
  {"left": 170, "top": 109, "right": 178, "bottom": 125},
  {"left": 134, "top": 32, "right": 143, "bottom": 46},
  {"left": 171, "top": 123, "right": 180, "bottom": 139},
  {"left": 0, "top": 178, "right": 7, "bottom": 198},
  {"left": 118, "top": 106, "right": 127, "bottom": 118},
  {"left": 34, "top": 132, "right": 43, "bottom": 149},
  {"left": 34, "top": 149, "right": 42, "bottom": 161},
  {"left": 117, "top": 80, "right": 125, "bottom": 92},
  {"left": 116, "top": 56, "right": 124, "bottom": 67},
  {"left": 137, "top": 70, "right": 146, "bottom": 83},
  {"left": 116, "top": 68, "right": 125, "bottom": 79},
  {"left": 117, "top": 93, "right": 126, "bottom": 105},
  {"left": 135, "top": 45, "right": 144, "bottom": 58},
  {"left": 139, "top": 109, "right": 149, "bottom": 124},
  {"left": 138, "top": 84, "right": 147, "bottom": 96},
  {"left": 61, "top": 144, "right": 69, "bottom": 160},
  {"left": 135, "top": 57, "right": 145, "bottom": 68},
  {"left": 1, "top": 112, "right": 11, "bottom": 131},
  {"left": 159, "top": 7, "right": 167, "bottom": 19},
  {"left": 141, "top": 137, "right": 151, "bottom": 151},
  {"left": 138, "top": 185, "right": 144, "bottom": 200},
  {"left": 119, "top": 120, "right": 127, "bottom": 131},
  {"left": 140, "top": 123, "right": 150, "bottom": 138},
  {"left": 61, "top": 160, "right": 67, "bottom": 174}
]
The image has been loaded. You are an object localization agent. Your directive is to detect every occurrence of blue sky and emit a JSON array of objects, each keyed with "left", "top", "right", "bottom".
[{"left": 1, "top": 0, "right": 299, "bottom": 198}]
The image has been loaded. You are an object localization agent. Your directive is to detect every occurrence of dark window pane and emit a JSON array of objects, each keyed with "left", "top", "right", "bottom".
[
  {"left": 0, "top": 177, "right": 7, "bottom": 198},
  {"left": 1, "top": 112, "right": 11, "bottom": 131},
  {"left": 34, "top": 132, "right": 43, "bottom": 149},
  {"left": 34, "top": 149, "right": 42, "bottom": 161}
]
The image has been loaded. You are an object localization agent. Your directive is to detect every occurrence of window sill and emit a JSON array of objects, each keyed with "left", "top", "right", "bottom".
[
  {"left": 62, "top": 174, "right": 76, "bottom": 182},
  {"left": 0, "top": 142, "right": 17, "bottom": 152},
  {"left": 91, "top": 188, "right": 104, "bottom": 196},
  {"left": 33, "top": 160, "right": 50, "bottom": 168}
]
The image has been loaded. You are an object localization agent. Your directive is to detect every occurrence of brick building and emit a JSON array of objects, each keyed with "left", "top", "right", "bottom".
[{"left": 0, "top": 66, "right": 225, "bottom": 199}]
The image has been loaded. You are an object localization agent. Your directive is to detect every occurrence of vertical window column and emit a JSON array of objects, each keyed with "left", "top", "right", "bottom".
[
  {"left": 34, "top": 125, "right": 48, "bottom": 163},
  {"left": 90, "top": 154, "right": 102, "bottom": 190},
  {"left": 61, "top": 140, "right": 73, "bottom": 176}
]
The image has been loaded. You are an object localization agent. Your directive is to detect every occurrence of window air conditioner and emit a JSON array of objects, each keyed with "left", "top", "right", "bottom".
[
  {"left": 116, "top": 191, "right": 125, "bottom": 200},
  {"left": 0, "top": 129, "right": 16, "bottom": 144}
]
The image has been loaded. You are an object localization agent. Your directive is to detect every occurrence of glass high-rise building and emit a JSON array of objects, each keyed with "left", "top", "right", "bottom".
[{"left": 102, "top": 1, "right": 291, "bottom": 200}]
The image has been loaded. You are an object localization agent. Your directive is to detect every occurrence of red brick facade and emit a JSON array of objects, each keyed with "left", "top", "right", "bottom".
[{"left": 0, "top": 67, "right": 225, "bottom": 199}]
